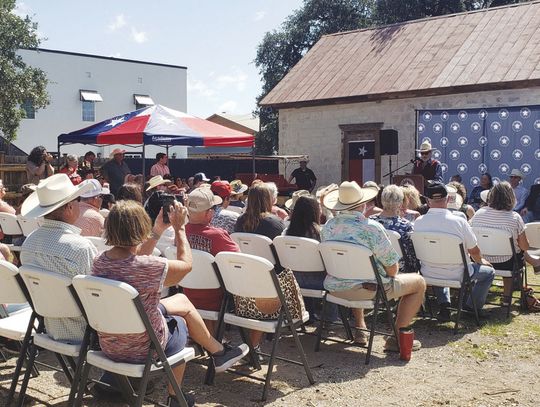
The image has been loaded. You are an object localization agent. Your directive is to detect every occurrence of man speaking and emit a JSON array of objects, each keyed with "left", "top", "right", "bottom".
[{"left": 412, "top": 141, "right": 443, "bottom": 184}]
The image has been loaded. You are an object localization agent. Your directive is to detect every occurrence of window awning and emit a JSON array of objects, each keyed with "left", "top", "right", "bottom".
[
  {"left": 134, "top": 94, "right": 154, "bottom": 106},
  {"left": 80, "top": 90, "right": 103, "bottom": 102}
]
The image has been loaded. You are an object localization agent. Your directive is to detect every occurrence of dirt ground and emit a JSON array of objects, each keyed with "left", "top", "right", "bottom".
[{"left": 1, "top": 278, "right": 539, "bottom": 407}]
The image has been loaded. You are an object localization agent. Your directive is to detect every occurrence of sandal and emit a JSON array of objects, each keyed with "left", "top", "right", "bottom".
[{"left": 354, "top": 329, "right": 368, "bottom": 346}]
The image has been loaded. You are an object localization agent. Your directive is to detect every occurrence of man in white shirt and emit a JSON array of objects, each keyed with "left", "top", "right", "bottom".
[
  {"left": 414, "top": 182, "right": 494, "bottom": 321},
  {"left": 74, "top": 179, "right": 109, "bottom": 237},
  {"left": 509, "top": 169, "right": 529, "bottom": 212}
]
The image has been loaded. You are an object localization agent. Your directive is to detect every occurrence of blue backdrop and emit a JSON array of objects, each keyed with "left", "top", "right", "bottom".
[{"left": 417, "top": 106, "right": 540, "bottom": 190}]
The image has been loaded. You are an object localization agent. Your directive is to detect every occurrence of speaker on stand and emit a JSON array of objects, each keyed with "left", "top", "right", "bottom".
[{"left": 380, "top": 129, "right": 399, "bottom": 183}]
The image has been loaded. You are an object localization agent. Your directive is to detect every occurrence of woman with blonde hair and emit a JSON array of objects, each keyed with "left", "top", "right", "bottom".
[
  {"left": 91, "top": 200, "right": 248, "bottom": 406},
  {"left": 400, "top": 184, "right": 422, "bottom": 221}
]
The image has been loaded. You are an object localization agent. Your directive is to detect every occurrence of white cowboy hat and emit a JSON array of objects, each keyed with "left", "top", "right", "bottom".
[
  {"left": 446, "top": 185, "right": 460, "bottom": 210},
  {"left": 146, "top": 175, "right": 172, "bottom": 191},
  {"left": 21, "top": 174, "right": 96, "bottom": 218},
  {"left": 510, "top": 169, "right": 524, "bottom": 179},
  {"left": 285, "top": 189, "right": 311, "bottom": 210},
  {"left": 480, "top": 189, "right": 490, "bottom": 203},
  {"left": 416, "top": 141, "right": 433, "bottom": 153},
  {"left": 109, "top": 148, "right": 126, "bottom": 158},
  {"left": 323, "top": 181, "right": 378, "bottom": 211}
]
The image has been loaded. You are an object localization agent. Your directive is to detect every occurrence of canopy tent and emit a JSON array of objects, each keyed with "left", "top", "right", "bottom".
[{"left": 57, "top": 104, "right": 255, "bottom": 175}]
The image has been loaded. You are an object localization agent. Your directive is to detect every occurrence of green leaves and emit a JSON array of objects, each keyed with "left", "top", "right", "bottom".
[{"left": 0, "top": 0, "right": 49, "bottom": 141}]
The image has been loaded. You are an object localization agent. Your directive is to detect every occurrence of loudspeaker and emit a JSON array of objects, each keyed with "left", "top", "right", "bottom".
[{"left": 380, "top": 129, "right": 398, "bottom": 156}]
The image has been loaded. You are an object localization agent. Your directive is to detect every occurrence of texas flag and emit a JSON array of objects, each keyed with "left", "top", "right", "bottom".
[{"left": 348, "top": 141, "right": 375, "bottom": 185}]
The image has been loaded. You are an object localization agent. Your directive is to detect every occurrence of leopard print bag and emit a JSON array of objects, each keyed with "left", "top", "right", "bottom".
[{"left": 233, "top": 268, "right": 306, "bottom": 321}]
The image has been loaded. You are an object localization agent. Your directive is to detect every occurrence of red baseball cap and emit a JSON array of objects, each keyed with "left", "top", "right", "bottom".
[{"left": 211, "top": 180, "right": 231, "bottom": 199}]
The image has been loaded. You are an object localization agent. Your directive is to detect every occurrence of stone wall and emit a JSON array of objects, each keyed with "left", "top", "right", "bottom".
[{"left": 278, "top": 87, "right": 540, "bottom": 187}]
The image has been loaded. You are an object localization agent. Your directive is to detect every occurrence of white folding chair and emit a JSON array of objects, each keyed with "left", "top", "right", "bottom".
[
  {"left": 230, "top": 232, "right": 279, "bottom": 266},
  {"left": 411, "top": 231, "right": 480, "bottom": 333},
  {"left": 472, "top": 227, "right": 524, "bottom": 317},
  {"left": 0, "top": 261, "right": 37, "bottom": 406},
  {"left": 214, "top": 252, "right": 314, "bottom": 401},
  {"left": 86, "top": 236, "right": 160, "bottom": 256},
  {"left": 318, "top": 241, "right": 399, "bottom": 364},
  {"left": 16, "top": 215, "right": 43, "bottom": 237},
  {"left": 18, "top": 266, "right": 91, "bottom": 405},
  {"left": 0, "top": 212, "right": 23, "bottom": 252},
  {"left": 385, "top": 230, "right": 404, "bottom": 259},
  {"left": 72, "top": 275, "right": 195, "bottom": 407},
  {"left": 524, "top": 221, "right": 540, "bottom": 287},
  {"left": 163, "top": 247, "right": 223, "bottom": 322}
]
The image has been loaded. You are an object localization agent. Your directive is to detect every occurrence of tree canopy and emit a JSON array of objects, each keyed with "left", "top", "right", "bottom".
[
  {"left": 0, "top": 0, "right": 48, "bottom": 142},
  {"left": 255, "top": 0, "right": 530, "bottom": 154}
]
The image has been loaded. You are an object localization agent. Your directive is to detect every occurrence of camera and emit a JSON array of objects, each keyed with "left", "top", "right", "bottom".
[{"left": 159, "top": 192, "right": 184, "bottom": 223}]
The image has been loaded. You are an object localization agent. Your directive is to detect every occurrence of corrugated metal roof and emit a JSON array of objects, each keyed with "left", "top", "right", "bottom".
[{"left": 261, "top": 2, "right": 540, "bottom": 108}]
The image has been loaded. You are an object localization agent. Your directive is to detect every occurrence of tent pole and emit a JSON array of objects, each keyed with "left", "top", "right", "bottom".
[
  {"left": 142, "top": 144, "right": 146, "bottom": 182},
  {"left": 57, "top": 141, "right": 61, "bottom": 173},
  {"left": 251, "top": 146, "right": 256, "bottom": 180}
]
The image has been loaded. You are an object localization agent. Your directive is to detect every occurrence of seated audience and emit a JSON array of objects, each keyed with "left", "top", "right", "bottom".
[
  {"left": 116, "top": 183, "right": 143, "bottom": 204},
  {"left": 362, "top": 181, "right": 382, "bottom": 217},
  {"left": 266, "top": 182, "right": 288, "bottom": 220},
  {"left": 370, "top": 185, "right": 420, "bottom": 274},
  {"left": 401, "top": 184, "right": 422, "bottom": 221},
  {"left": 235, "top": 183, "right": 285, "bottom": 239},
  {"left": 92, "top": 200, "right": 248, "bottom": 407},
  {"left": 415, "top": 182, "right": 495, "bottom": 321},
  {"left": 74, "top": 179, "right": 108, "bottom": 237},
  {"left": 0, "top": 179, "right": 16, "bottom": 215},
  {"left": 521, "top": 183, "right": 540, "bottom": 223},
  {"left": 322, "top": 181, "right": 426, "bottom": 350},
  {"left": 470, "top": 182, "right": 540, "bottom": 305},
  {"left": 509, "top": 169, "right": 529, "bottom": 213},
  {"left": 229, "top": 180, "right": 248, "bottom": 208},
  {"left": 210, "top": 181, "right": 239, "bottom": 234},
  {"left": 447, "top": 181, "right": 475, "bottom": 220},
  {"left": 59, "top": 154, "right": 82, "bottom": 185},
  {"left": 469, "top": 173, "right": 493, "bottom": 211},
  {"left": 185, "top": 187, "right": 238, "bottom": 334}
]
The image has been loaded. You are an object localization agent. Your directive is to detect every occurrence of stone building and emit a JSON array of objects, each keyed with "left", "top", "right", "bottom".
[{"left": 260, "top": 2, "right": 540, "bottom": 190}]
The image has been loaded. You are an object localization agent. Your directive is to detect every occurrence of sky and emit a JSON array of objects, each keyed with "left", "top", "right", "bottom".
[{"left": 14, "top": 0, "right": 304, "bottom": 119}]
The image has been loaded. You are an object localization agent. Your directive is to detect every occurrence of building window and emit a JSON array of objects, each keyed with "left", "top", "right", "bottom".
[
  {"left": 22, "top": 99, "right": 35, "bottom": 119},
  {"left": 80, "top": 90, "right": 103, "bottom": 122},
  {"left": 134, "top": 94, "right": 154, "bottom": 110},
  {"left": 82, "top": 101, "right": 95, "bottom": 121}
]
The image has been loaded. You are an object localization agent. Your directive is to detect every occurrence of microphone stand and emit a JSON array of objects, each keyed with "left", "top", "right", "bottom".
[{"left": 383, "top": 159, "right": 416, "bottom": 184}]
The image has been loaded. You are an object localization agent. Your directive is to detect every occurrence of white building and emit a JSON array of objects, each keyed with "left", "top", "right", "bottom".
[{"left": 16, "top": 48, "right": 187, "bottom": 158}]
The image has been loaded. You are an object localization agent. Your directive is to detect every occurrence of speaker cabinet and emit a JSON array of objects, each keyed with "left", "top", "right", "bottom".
[{"left": 380, "top": 129, "right": 398, "bottom": 156}]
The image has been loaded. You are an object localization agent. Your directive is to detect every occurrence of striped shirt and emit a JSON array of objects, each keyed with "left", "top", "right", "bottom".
[
  {"left": 470, "top": 207, "right": 525, "bottom": 263},
  {"left": 91, "top": 253, "right": 168, "bottom": 363},
  {"left": 21, "top": 219, "right": 98, "bottom": 343},
  {"left": 74, "top": 202, "right": 105, "bottom": 237}
]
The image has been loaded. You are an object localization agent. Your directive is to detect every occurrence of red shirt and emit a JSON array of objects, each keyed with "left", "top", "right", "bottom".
[
  {"left": 60, "top": 167, "right": 82, "bottom": 185},
  {"left": 184, "top": 223, "right": 239, "bottom": 311}
]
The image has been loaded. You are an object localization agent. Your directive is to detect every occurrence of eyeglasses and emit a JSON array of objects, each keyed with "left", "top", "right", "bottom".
[{"left": 420, "top": 152, "right": 430, "bottom": 156}]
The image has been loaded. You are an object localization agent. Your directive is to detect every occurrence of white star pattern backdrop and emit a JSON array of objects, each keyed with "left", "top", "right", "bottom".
[{"left": 417, "top": 107, "right": 540, "bottom": 190}]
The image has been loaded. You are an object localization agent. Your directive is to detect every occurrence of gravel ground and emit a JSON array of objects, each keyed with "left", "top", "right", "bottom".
[{"left": 1, "top": 292, "right": 539, "bottom": 407}]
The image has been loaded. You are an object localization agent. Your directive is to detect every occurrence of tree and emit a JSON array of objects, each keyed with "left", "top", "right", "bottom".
[
  {"left": 0, "top": 0, "right": 48, "bottom": 142},
  {"left": 254, "top": 0, "right": 375, "bottom": 154}
]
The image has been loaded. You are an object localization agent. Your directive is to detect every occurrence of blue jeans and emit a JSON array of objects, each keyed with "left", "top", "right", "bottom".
[
  {"left": 293, "top": 271, "right": 338, "bottom": 321},
  {"left": 433, "top": 264, "right": 495, "bottom": 309}
]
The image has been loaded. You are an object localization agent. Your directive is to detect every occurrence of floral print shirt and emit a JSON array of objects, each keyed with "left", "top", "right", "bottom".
[
  {"left": 370, "top": 214, "right": 420, "bottom": 274},
  {"left": 321, "top": 210, "right": 400, "bottom": 291}
]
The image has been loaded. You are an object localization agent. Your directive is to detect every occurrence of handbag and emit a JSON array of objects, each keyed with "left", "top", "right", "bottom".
[{"left": 234, "top": 268, "right": 306, "bottom": 321}]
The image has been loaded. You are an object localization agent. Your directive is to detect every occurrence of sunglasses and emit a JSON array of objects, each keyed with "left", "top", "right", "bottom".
[{"left": 420, "top": 152, "right": 430, "bottom": 156}]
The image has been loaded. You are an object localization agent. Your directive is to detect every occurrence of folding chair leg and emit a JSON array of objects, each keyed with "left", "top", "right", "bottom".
[
  {"left": 339, "top": 306, "right": 353, "bottom": 341},
  {"left": 6, "top": 316, "right": 35, "bottom": 406},
  {"left": 262, "top": 314, "right": 284, "bottom": 402},
  {"left": 239, "top": 327, "right": 261, "bottom": 370},
  {"left": 67, "top": 330, "right": 91, "bottom": 406},
  {"left": 468, "top": 286, "right": 480, "bottom": 327},
  {"left": 454, "top": 287, "right": 465, "bottom": 334},
  {"left": 288, "top": 320, "right": 314, "bottom": 386},
  {"left": 163, "top": 362, "right": 189, "bottom": 407},
  {"left": 365, "top": 294, "right": 380, "bottom": 365},
  {"left": 314, "top": 296, "right": 327, "bottom": 352},
  {"left": 55, "top": 353, "right": 74, "bottom": 383},
  {"left": 74, "top": 360, "right": 91, "bottom": 407},
  {"left": 15, "top": 343, "right": 38, "bottom": 407}
]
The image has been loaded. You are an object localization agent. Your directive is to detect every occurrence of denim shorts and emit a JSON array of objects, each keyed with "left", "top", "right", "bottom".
[{"left": 157, "top": 304, "right": 188, "bottom": 357}]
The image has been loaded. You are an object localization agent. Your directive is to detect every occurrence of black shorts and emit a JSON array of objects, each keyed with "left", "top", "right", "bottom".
[{"left": 157, "top": 304, "right": 188, "bottom": 357}]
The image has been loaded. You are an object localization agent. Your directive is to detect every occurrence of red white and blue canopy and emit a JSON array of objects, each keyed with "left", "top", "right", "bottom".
[{"left": 58, "top": 105, "right": 254, "bottom": 148}]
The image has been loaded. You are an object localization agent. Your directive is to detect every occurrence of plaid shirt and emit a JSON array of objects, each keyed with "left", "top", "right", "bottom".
[
  {"left": 74, "top": 201, "right": 105, "bottom": 237},
  {"left": 21, "top": 219, "right": 98, "bottom": 343}
]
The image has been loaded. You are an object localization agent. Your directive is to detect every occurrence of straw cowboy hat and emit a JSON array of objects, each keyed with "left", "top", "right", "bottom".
[
  {"left": 230, "top": 179, "right": 248, "bottom": 195},
  {"left": 21, "top": 174, "right": 96, "bottom": 218},
  {"left": 510, "top": 168, "right": 524, "bottom": 179},
  {"left": 416, "top": 141, "right": 433, "bottom": 153},
  {"left": 109, "top": 148, "right": 126, "bottom": 158},
  {"left": 146, "top": 175, "right": 172, "bottom": 191},
  {"left": 323, "top": 181, "right": 378, "bottom": 211},
  {"left": 285, "top": 189, "right": 311, "bottom": 210}
]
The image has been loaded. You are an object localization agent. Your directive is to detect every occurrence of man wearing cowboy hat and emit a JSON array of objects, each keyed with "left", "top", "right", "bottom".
[
  {"left": 100, "top": 148, "right": 131, "bottom": 196},
  {"left": 20, "top": 174, "right": 99, "bottom": 342},
  {"left": 508, "top": 169, "right": 529, "bottom": 212},
  {"left": 288, "top": 158, "right": 317, "bottom": 193},
  {"left": 321, "top": 181, "right": 426, "bottom": 350},
  {"left": 412, "top": 141, "right": 443, "bottom": 185}
]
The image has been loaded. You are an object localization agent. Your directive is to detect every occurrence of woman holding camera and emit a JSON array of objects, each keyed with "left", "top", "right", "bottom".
[{"left": 26, "top": 145, "right": 54, "bottom": 184}]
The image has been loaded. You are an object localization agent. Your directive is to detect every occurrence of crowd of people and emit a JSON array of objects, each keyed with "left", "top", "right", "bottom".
[{"left": 1, "top": 145, "right": 539, "bottom": 406}]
